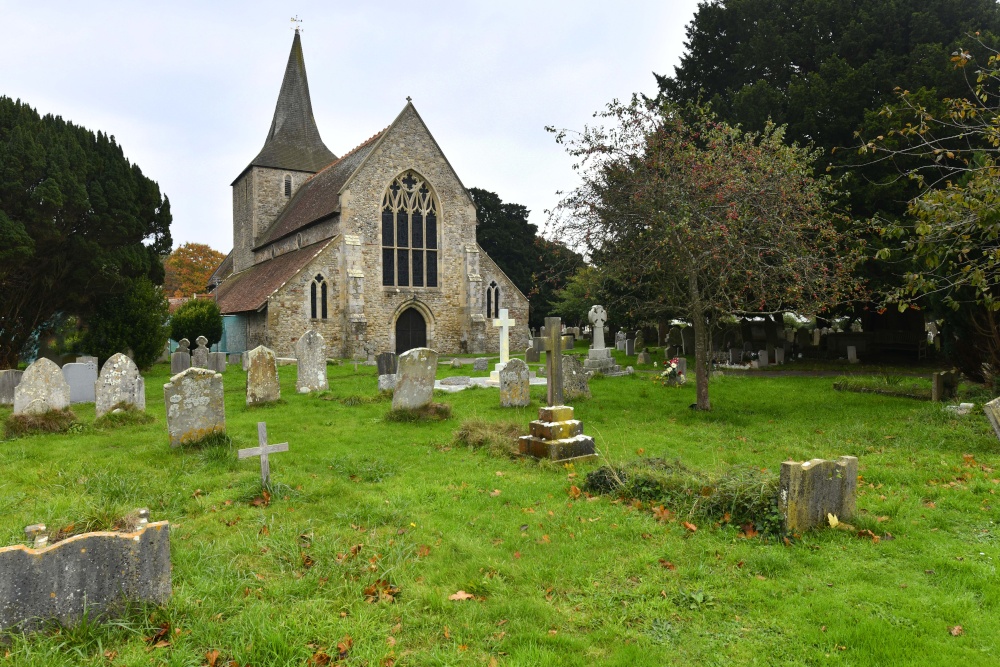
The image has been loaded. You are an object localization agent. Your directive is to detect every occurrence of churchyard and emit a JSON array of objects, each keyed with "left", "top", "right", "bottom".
[{"left": 0, "top": 342, "right": 998, "bottom": 666}]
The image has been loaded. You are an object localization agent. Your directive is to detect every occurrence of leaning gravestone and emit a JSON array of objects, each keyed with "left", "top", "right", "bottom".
[
  {"left": 246, "top": 346, "right": 280, "bottom": 405},
  {"left": 779, "top": 456, "right": 858, "bottom": 532},
  {"left": 14, "top": 359, "right": 71, "bottom": 416},
  {"left": 170, "top": 339, "right": 191, "bottom": 375},
  {"left": 392, "top": 348, "right": 438, "bottom": 410},
  {"left": 526, "top": 344, "right": 540, "bottom": 363},
  {"left": 295, "top": 330, "right": 328, "bottom": 393},
  {"left": 0, "top": 370, "right": 24, "bottom": 406},
  {"left": 499, "top": 358, "right": 531, "bottom": 407},
  {"left": 473, "top": 358, "right": 489, "bottom": 372},
  {"left": 191, "top": 336, "right": 210, "bottom": 369},
  {"left": 163, "top": 367, "right": 225, "bottom": 447},
  {"left": 62, "top": 359, "right": 97, "bottom": 404},
  {"left": 95, "top": 353, "right": 146, "bottom": 418},
  {"left": 376, "top": 352, "right": 398, "bottom": 376},
  {"left": 562, "top": 355, "right": 591, "bottom": 400},
  {"left": 984, "top": 397, "right": 1000, "bottom": 441}
]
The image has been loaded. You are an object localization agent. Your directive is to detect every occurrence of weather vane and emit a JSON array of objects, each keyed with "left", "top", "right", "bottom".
[{"left": 291, "top": 15, "right": 303, "bottom": 33}]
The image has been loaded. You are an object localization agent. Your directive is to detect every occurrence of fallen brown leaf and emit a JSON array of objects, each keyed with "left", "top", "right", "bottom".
[
  {"left": 949, "top": 625, "right": 964, "bottom": 636},
  {"left": 658, "top": 559, "right": 677, "bottom": 570},
  {"left": 568, "top": 485, "right": 581, "bottom": 499},
  {"left": 448, "top": 590, "right": 475, "bottom": 601},
  {"left": 336, "top": 635, "right": 353, "bottom": 659},
  {"left": 682, "top": 521, "right": 698, "bottom": 532},
  {"left": 417, "top": 544, "right": 431, "bottom": 557}
]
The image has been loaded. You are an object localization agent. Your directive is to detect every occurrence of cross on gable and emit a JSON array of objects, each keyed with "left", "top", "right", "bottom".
[
  {"left": 533, "top": 316, "right": 572, "bottom": 406},
  {"left": 238, "top": 422, "right": 289, "bottom": 486}
]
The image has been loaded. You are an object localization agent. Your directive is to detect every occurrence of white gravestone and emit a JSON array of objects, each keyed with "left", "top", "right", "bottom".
[
  {"left": 95, "top": 353, "right": 146, "bottom": 417},
  {"left": 14, "top": 358, "right": 71, "bottom": 415},
  {"left": 295, "top": 330, "right": 328, "bottom": 393},
  {"left": 490, "top": 309, "right": 516, "bottom": 382},
  {"left": 584, "top": 305, "right": 620, "bottom": 374},
  {"left": 62, "top": 360, "right": 97, "bottom": 404}
]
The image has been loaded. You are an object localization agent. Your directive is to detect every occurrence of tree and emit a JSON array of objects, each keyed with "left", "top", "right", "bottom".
[
  {"left": 550, "top": 99, "right": 861, "bottom": 409},
  {"left": 169, "top": 299, "right": 223, "bottom": 348},
  {"left": 81, "top": 278, "right": 169, "bottom": 370},
  {"left": 0, "top": 97, "right": 171, "bottom": 367},
  {"left": 551, "top": 266, "right": 605, "bottom": 327},
  {"left": 470, "top": 187, "right": 585, "bottom": 328},
  {"left": 163, "top": 243, "right": 226, "bottom": 298}
]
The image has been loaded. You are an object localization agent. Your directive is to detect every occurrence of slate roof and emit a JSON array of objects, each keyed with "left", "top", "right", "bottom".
[
  {"left": 255, "top": 130, "right": 385, "bottom": 248},
  {"left": 207, "top": 250, "right": 233, "bottom": 290},
  {"left": 244, "top": 30, "right": 336, "bottom": 176},
  {"left": 214, "top": 238, "right": 335, "bottom": 314}
]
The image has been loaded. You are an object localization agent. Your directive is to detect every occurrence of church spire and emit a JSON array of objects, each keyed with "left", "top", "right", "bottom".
[{"left": 248, "top": 30, "right": 337, "bottom": 173}]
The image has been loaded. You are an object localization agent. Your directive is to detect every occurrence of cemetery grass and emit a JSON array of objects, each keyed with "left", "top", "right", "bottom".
[{"left": 0, "top": 363, "right": 997, "bottom": 666}]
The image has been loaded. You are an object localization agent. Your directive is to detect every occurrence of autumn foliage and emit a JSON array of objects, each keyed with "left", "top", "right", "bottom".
[{"left": 163, "top": 242, "right": 226, "bottom": 298}]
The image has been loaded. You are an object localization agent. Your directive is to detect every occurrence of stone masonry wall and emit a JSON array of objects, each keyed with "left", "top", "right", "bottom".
[
  {"left": 254, "top": 218, "right": 339, "bottom": 264},
  {"left": 479, "top": 250, "right": 530, "bottom": 352},
  {"left": 232, "top": 166, "right": 313, "bottom": 273}
]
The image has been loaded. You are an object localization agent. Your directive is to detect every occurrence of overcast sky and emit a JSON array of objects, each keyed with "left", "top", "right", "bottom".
[{"left": 1, "top": 1, "right": 702, "bottom": 253}]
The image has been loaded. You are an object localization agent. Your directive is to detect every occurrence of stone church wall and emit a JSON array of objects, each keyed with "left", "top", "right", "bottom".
[
  {"left": 232, "top": 166, "right": 314, "bottom": 273},
  {"left": 479, "top": 251, "right": 530, "bottom": 352},
  {"left": 255, "top": 217, "right": 340, "bottom": 263},
  {"left": 265, "top": 242, "right": 344, "bottom": 357}
]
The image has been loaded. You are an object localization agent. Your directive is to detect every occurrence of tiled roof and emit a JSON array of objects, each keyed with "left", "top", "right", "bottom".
[
  {"left": 255, "top": 130, "right": 384, "bottom": 248},
  {"left": 207, "top": 250, "right": 233, "bottom": 291},
  {"left": 246, "top": 31, "right": 337, "bottom": 174},
  {"left": 214, "top": 238, "right": 334, "bottom": 314}
]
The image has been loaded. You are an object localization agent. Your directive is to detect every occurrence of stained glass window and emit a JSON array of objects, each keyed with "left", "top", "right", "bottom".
[{"left": 381, "top": 171, "right": 439, "bottom": 288}]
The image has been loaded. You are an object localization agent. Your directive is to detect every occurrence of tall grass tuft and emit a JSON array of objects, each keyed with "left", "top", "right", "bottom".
[
  {"left": 4, "top": 409, "right": 77, "bottom": 438},
  {"left": 452, "top": 418, "right": 525, "bottom": 458}
]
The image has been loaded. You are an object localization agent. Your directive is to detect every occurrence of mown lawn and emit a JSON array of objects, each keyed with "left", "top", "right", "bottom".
[{"left": 0, "top": 356, "right": 997, "bottom": 666}]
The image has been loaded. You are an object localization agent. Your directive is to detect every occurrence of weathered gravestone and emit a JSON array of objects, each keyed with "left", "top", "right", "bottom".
[
  {"left": 625, "top": 338, "right": 635, "bottom": 356},
  {"left": 392, "top": 348, "right": 438, "bottom": 410},
  {"left": 525, "top": 345, "right": 540, "bottom": 363},
  {"left": 932, "top": 370, "right": 960, "bottom": 402},
  {"left": 62, "top": 359, "right": 97, "bottom": 404},
  {"left": 14, "top": 359, "right": 71, "bottom": 416},
  {"left": 238, "top": 422, "right": 288, "bottom": 487},
  {"left": 95, "top": 353, "right": 145, "bottom": 418},
  {"left": 637, "top": 350, "right": 651, "bottom": 365},
  {"left": 499, "top": 358, "right": 530, "bottom": 407},
  {"left": 681, "top": 327, "right": 695, "bottom": 355},
  {"left": 246, "top": 345, "right": 280, "bottom": 405},
  {"left": 450, "top": 358, "right": 463, "bottom": 369},
  {"left": 191, "top": 336, "right": 210, "bottom": 369},
  {"left": 519, "top": 317, "right": 596, "bottom": 462},
  {"left": 228, "top": 353, "right": 243, "bottom": 366},
  {"left": 635, "top": 330, "right": 645, "bottom": 349},
  {"left": 0, "top": 370, "right": 24, "bottom": 406},
  {"left": 473, "top": 358, "right": 489, "bottom": 372},
  {"left": 163, "top": 367, "right": 225, "bottom": 447},
  {"left": 0, "top": 511, "right": 171, "bottom": 632},
  {"left": 562, "top": 355, "right": 591, "bottom": 400},
  {"left": 171, "top": 339, "right": 191, "bottom": 375},
  {"left": 209, "top": 352, "right": 228, "bottom": 373},
  {"left": 440, "top": 375, "right": 471, "bottom": 386},
  {"left": 376, "top": 352, "right": 398, "bottom": 376},
  {"left": 615, "top": 330, "right": 627, "bottom": 352},
  {"left": 984, "top": 397, "right": 1000, "bottom": 441},
  {"left": 779, "top": 456, "right": 858, "bottom": 532},
  {"left": 378, "top": 374, "right": 397, "bottom": 392},
  {"left": 295, "top": 330, "right": 328, "bottom": 393}
]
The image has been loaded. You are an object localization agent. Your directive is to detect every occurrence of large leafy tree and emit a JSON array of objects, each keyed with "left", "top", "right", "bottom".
[
  {"left": 471, "top": 187, "right": 584, "bottom": 328},
  {"left": 0, "top": 97, "right": 171, "bottom": 367},
  {"left": 164, "top": 242, "right": 226, "bottom": 298},
  {"left": 551, "top": 99, "right": 861, "bottom": 409},
  {"left": 81, "top": 277, "right": 170, "bottom": 370}
]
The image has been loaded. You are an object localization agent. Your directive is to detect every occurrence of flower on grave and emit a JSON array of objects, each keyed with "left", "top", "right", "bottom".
[{"left": 658, "top": 358, "right": 686, "bottom": 387}]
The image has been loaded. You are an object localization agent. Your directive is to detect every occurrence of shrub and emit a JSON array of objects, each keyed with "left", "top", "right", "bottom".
[
  {"left": 81, "top": 278, "right": 169, "bottom": 370},
  {"left": 169, "top": 299, "right": 223, "bottom": 348}
]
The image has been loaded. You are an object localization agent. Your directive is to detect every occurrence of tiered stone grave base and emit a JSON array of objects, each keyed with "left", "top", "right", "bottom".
[
  {"left": 519, "top": 405, "right": 597, "bottom": 462},
  {"left": 584, "top": 348, "right": 623, "bottom": 376}
]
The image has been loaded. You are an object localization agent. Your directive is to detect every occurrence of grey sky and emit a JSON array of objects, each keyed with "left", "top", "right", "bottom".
[{"left": 1, "top": 1, "right": 701, "bottom": 253}]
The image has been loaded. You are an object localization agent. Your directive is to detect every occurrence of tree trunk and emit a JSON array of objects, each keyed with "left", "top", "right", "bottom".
[{"left": 690, "top": 272, "right": 711, "bottom": 410}]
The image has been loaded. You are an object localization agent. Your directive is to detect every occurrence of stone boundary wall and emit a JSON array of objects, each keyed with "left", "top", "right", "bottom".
[{"left": 0, "top": 522, "right": 171, "bottom": 631}]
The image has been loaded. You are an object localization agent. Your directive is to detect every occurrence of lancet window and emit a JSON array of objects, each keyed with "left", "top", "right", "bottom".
[
  {"left": 310, "top": 274, "right": 328, "bottom": 319},
  {"left": 486, "top": 281, "right": 500, "bottom": 318}
]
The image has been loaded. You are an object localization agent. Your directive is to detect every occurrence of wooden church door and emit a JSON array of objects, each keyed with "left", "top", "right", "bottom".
[{"left": 395, "top": 308, "right": 427, "bottom": 354}]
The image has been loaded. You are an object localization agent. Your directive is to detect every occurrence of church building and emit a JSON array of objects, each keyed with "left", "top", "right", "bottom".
[{"left": 209, "top": 31, "right": 529, "bottom": 359}]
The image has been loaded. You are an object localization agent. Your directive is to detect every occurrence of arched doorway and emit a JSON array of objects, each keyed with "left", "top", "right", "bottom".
[{"left": 395, "top": 308, "right": 427, "bottom": 354}]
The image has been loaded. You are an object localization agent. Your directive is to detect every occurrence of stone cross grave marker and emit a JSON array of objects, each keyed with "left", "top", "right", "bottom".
[
  {"left": 238, "top": 422, "right": 289, "bottom": 487},
  {"left": 534, "top": 316, "right": 573, "bottom": 406},
  {"left": 192, "top": 336, "right": 210, "bottom": 369},
  {"left": 588, "top": 305, "right": 607, "bottom": 350},
  {"left": 492, "top": 308, "right": 515, "bottom": 367}
]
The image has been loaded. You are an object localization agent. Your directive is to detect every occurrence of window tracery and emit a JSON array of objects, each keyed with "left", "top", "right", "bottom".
[
  {"left": 381, "top": 171, "right": 438, "bottom": 288},
  {"left": 486, "top": 281, "right": 500, "bottom": 318},
  {"left": 310, "top": 274, "right": 328, "bottom": 319}
]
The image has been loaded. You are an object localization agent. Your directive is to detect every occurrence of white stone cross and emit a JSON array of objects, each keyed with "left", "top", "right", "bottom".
[
  {"left": 588, "top": 305, "right": 608, "bottom": 350},
  {"left": 238, "top": 422, "right": 289, "bottom": 487},
  {"left": 492, "top": 308, "right": 516, "bottom": 365}
]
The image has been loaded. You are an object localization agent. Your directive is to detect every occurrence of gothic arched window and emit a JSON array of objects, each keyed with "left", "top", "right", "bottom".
[
  {"left": 284, "top": 175, "right": 292, "bottom": 197},
  {"left": 381, "top": 171, "right": 439, "bottom": 288},
  {"left": 486, "top": 281, "right": 500, "bottom": 319},
  {"left": 310, "top": 274, "right": 328, "bottom": 319}
]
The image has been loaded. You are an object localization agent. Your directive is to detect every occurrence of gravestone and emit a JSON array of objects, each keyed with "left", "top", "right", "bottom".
[
  {"left": 525, "top": 345, "right": 540, "bottom": 363},
  {"left": 171, "top": 339, "right": 191, "bottom": 375},
  {"left": 295, "top": 330, "right": 328, "bottom": 393},
  {"left": 246, "top": 346, "right": 280, "bottom": 405},
  {"left": 634, "top": 330, "right": 644, "bottom": 349},
  {"left": 779, "top": 456, "right": 858, "bottom": 532},
  {"left": 473, "top": 358, "right": 489, "bottom": 372},
  {"left": 440, "top": 375, "right": 471, "bottom": 386},
  {"left": 932, "top": 370, "right": 959, "bottom": 402},
  {"left": 675, "top": 357, "right": 687, "bottom": 375},
  {"left": 615, "top": 330, "right": 627, "bottom": 352},
  {"left": 378, "top": 374, "right": 397, "bottom": 392},
  {"left": 238, "top": 422, "right": 288, "bottom": 486},
  {"left": 450, "top": 358, "right": 463, "bottom": 369},
  {"left": 163, "top": 367, "right": 225, "bottom": 447},
  {"left": 625, "top": 339, "right": 635, "bottom": 356},
  {"left": 637, "top": 350, "right": 651, "bottom": 365},
  {"left": 562, "top": 355, "right": 591, "bottom": 400},
  {"left": 584, "top": 305, "right": 620, "bottom": 374},
  {"left": 846, "top": 346, "right": 858, "bottom": 364},
  {"left": 76, "top": 355, "right": 98, "bottom": 366},
  {"left": 983, "top": 397, "right": 1000, "bottom": 441},
  {"left": 812, "top": 329, "right": 821, "bottom": 347},
  {"left": 774, "top": 347, "right": 785, "bottom": 364},
  {"left": 13, "top": 358, "right": 71, "bottom": 416},
  {"left": 757, "top": 349, "right": 769, "bottom": 367},
  {"left": 491, "top": 308, "right": 516, "bottom": 382},
  {"left": 191, "top": 336, "right": 210, "bottom": 369},
  {"left": 681, "top": 327, "right": 695, "bottom": 355},
  {"left": 209, "top": 352, "right": 227, "bottom": 373},
  {"left": 228, "top": 353, "right": 243, "bottom": 366},
  {"left": 499, "top": 358, "right": 530, "bottom": 407},
  {"left": 62, "top": 360, "right": 97, "bottom": 404},
  {"left": 376, "top": 352, "right": 398, "bottom": 376},
  {"left": 0, "top": 370, "right": 24, "bottom": 406},
  {"left": 392, "top": 348, "right": 438, "bottom": 410},
  {"left": 667, "top": 326, "right": 683, "bottom": 355},
  {"left": 796, "top": 328, "right": 811, "bottom": 349},
  {"left": 95, "top": 353, "right": 145, "bottom": 418},
  {"left": 729, "top": 348, "right": 741, "bottom": 365},
  {"left": 519, "top": 317, "right": 596, "bottom": 462}
]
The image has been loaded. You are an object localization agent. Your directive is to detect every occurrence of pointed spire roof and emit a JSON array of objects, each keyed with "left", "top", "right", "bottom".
[{"left": 248, "top": 30, "right": 336, "bottom": 173}]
